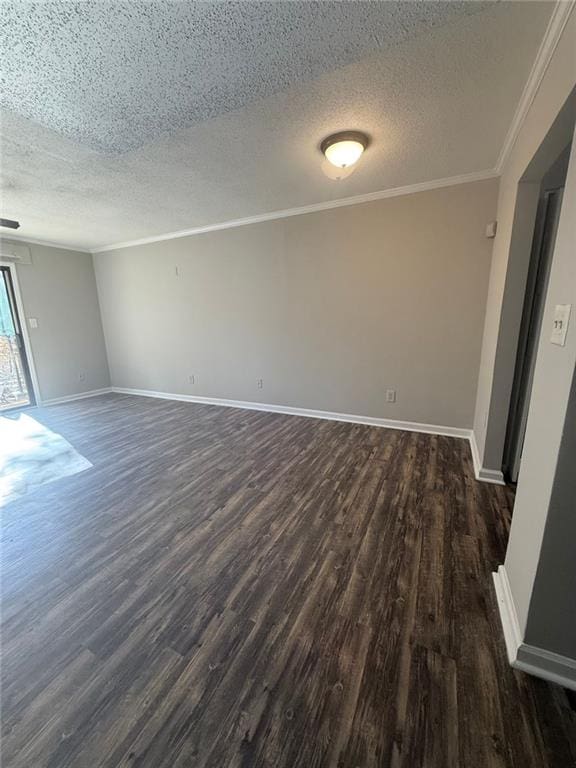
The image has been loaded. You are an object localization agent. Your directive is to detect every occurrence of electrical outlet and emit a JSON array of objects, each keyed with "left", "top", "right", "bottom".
[
  {"left": 78, "top": 371, "right": 86, "bottom": 383},
  {"left": 189, "top": 374, "right": 196, "bottom": 385},
  {"left": 386, "top": 389, "right": 396, "bottom": 403},
  {"left": 257, "top": 378, "right": 263, "bottom": 389}
]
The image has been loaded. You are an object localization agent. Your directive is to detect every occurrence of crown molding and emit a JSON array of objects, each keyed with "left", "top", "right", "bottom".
[
  {"left": 0, "top": 234, "right": 90, "bottom": 253},
  {"left": 495, "top": 0, "right": 575, "bottom": 174},
  {"left": 91, "top": 168, "right": 498, "bottom": 254},
  {"left": 2, "top": 169, "right": 497, "bottom": 256}
]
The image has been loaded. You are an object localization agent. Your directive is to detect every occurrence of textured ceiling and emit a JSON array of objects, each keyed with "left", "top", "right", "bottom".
[
  {"left": 2, "top": 1, "right": 492, "bottom": 153},
  {"left": 0, "top": 1, "right": 554, "bottom": 250}
]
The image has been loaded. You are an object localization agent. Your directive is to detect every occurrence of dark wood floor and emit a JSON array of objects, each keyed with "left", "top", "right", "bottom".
[{"left": 1, "top": 394, "right": 575, "bottom": 768}]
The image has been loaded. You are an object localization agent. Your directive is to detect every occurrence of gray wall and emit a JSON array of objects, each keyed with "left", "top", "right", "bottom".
[
  {"left": 94, "top": 178, "right": 497, "bottom": 429},
  {"left": 8, "top": 243, "right": 110, "bottom": 402},
  {"left": 525, "top": 363, "right": 576, "bottom": 659},
  {"left": 473, "top": 9, "right": 576, "bottom": 472},
  {"left": 470, "top": 7, "right": 576, "bottom": 658},
  {"left": 503, "top": 130, "right": 576, "bottom": 638}
]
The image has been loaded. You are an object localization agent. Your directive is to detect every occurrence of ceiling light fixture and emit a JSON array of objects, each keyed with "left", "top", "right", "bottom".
[{"left": 321, "top": 131, "right": 369, "bottom": 169}]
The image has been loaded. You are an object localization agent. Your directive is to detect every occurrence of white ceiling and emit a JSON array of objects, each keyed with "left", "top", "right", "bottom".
[{"left": 0, "top": 1, "right": 553, "bottom": 251}]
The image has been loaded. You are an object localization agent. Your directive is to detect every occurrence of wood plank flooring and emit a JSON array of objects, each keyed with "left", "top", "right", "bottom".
[{"left": 1, "top": 393, "right": 574, "bottom": 767}]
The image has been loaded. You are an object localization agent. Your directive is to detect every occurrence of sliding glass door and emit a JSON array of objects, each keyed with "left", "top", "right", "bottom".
[{"left": 0, "top": 266, "right": 35, "bottom": 410}]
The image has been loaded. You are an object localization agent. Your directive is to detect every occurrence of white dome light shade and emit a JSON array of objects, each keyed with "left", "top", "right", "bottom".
[
  {"left": 321, "top": 131, "right": 369, "bottom": 169},
  {"left": 325, "top": 140, "right": 364, "bottom": 168}
]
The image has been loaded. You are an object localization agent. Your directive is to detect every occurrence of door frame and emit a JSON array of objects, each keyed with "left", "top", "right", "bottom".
[
  {"left": 0, "top": 260, "right": 41, "bottom": 407},
  {"left": 502, "top": 188, "right": 564, "bottom": 482}
]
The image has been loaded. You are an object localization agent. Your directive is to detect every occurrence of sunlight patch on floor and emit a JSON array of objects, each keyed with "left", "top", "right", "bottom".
[{"left": 0, "top": 412, "right": 92, "bottom": 506}]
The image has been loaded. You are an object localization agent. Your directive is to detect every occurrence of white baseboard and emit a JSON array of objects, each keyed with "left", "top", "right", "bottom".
[
  {"left": 516, "top": 644, "right": 576, "bottom": 691},
  {"left": 469, "top": 431, "right": 505, "bottom": 485},
  {"left": 39, "top": 387, "right": 504, "bottom": 487},
  {"left": 40, "top": 387, "right": 113, "bottom": 406},
  {"left": 110, "top": 386, "right": 472, "bottom": 439},
  {"left": 492, "top": 566, "right": 523, "bottom": 663},
  {"left": 493, "top": 566, "right": 576, "bottom": 691}
]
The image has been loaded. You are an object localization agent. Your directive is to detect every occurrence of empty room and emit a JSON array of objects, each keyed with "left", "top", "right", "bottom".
[{"left": 1, "top": 1, "right": 575, "bottom": 766}]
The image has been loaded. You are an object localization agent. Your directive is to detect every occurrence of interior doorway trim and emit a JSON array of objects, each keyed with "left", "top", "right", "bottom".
[
  {"left": 0, "top": 260, "right": 41, "bottom": 407},
  {"left": 470, "top": 432, "right": 505, "bottom": 485}
]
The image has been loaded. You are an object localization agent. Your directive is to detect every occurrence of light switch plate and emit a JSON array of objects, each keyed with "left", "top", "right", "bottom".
[{"left": 550, "top": 304, "right": 571, "bottom": 346}]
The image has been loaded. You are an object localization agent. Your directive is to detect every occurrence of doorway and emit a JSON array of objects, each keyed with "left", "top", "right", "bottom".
[
  {"left": 502, "top": 182, "right": 566, "bottom": 483},
  {"left": 0, "top": 265, "right": 36, "bottom": 411}
]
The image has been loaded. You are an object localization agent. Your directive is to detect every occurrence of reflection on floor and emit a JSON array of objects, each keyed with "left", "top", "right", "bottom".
[{"left": 0, "top": 411, "right": 91, "bottom": 506}]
